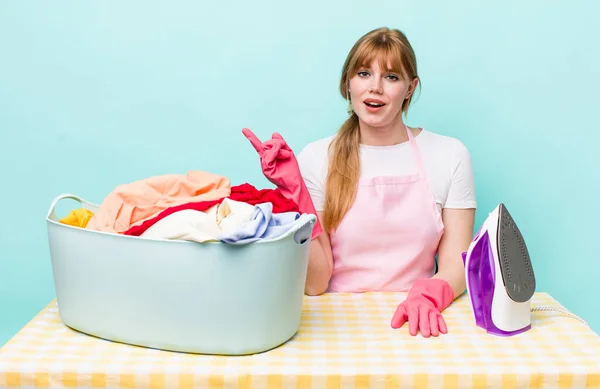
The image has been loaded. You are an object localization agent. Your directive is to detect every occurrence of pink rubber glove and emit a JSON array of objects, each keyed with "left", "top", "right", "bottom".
[
  {"left": 242, "top": 128, "right": 322, "bottom": 240},
  {"left": 391, "top": 278, "right": 454, "bottom": 337}
]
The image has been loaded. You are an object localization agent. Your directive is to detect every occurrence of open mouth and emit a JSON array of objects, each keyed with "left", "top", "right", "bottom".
[{"left": 364, "top": 99, "right": 385, "bottom": 108}]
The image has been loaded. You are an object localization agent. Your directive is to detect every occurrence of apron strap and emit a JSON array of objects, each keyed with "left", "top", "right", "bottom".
[{"left": 406, "top": 126, "right": 427, "bottom": 180}]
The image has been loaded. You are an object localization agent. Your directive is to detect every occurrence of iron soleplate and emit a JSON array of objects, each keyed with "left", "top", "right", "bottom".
[{"left": 496, "top": 203, "right": 536, "bottom": 302}]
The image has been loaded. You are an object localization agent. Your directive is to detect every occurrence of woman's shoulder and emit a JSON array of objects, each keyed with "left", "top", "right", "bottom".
[
  {"left": 417, "top": 129, "right": 472, "bottom": 160},
  {"left": 297, "top": 135, "right": 336, "bottom": 156},
  {"left": 418, "top": 128, "right": 466, "bottom": 146},
  {"left": 296, "top": 136, "right": 334, "bottom": 203},
  {"left": 296, "top": 135, "right": 335, "bottom": 168}
]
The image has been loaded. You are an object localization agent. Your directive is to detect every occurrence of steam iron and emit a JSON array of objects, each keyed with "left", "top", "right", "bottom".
[{"left": 463, "top": 203, "right": 536, "bottom": 336}]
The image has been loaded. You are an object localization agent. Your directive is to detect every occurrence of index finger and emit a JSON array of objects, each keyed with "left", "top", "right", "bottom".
[{"left": 242, "top": 128, "right": 263, "bottom": 153}]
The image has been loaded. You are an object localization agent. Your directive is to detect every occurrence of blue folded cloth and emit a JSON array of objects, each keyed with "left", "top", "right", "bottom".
[{"left": 219, "top": 202, "right": 301, "bottom": 244}]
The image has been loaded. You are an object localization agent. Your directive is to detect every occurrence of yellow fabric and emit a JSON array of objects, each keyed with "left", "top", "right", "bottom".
[
  {"left": 214, "top": 198, "right": 256, "bottom": 233},
  {"left": 59, "top": 208, "right": 94, "bottom": 228},
  {"left": 0, "top": 292, "right": 599, "bottom": 389}
]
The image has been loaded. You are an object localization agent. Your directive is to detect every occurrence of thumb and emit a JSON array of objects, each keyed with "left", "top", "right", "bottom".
[{"left": 391, "top": 304, "right": 408, "bottom": 329}]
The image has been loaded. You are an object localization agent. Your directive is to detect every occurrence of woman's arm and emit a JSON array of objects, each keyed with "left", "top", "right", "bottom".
[
  {"left": 433, "top": 207, "right": 475, "bottom": 298},
  {"left": 304, "top": 211, "right": 334, "bottom": 296}
]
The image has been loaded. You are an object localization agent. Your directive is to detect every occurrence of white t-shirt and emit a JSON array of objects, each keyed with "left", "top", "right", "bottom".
[{"left": 296, "top": 129, "right": 477, "bottom": 213}]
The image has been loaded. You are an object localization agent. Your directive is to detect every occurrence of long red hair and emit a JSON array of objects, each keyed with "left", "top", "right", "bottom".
[{"left": 323, "top": 27, "right": 420, "bottom": 233}]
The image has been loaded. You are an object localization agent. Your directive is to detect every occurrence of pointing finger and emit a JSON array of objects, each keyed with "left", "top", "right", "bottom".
[{"left": 242, "top": 128, "right": 263, "bottom": 153}]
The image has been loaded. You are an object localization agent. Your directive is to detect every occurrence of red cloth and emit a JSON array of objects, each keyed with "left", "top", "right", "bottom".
[
  {"left": 227, "top": 183, "right": 299, "bottom": 213},
  {"left": 123, "top": 183, "right": 299, "bottom": 236}
]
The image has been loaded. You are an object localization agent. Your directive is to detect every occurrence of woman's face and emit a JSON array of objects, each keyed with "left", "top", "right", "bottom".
[{"left": 348, "top": 59, "right": 416, "bottom": 129}]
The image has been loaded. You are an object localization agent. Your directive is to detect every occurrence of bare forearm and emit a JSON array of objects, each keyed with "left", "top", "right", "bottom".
[
  {"left": 434, "top": 208, "right": 474, "bottom": 301},
  {"left": 304, "top": 235, "right": 333, "bottom": 295}
]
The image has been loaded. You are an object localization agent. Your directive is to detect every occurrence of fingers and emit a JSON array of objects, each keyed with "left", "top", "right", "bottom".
[
  {"left": 264, "top": 141, "right": 292, "bottom": 160},
  {"left": 418, "top": 307, "right": 431, "bottom": 337},
  {"left": 271, "top": 132, "right": 293, "bottom": 152},
  {"left": 429, "top": 311, "right": 440, "bottom": 337},
  {"left": 438, "top": 313, "right": 448, "bottom": 334},
  {"left": 390, "top": 304, "right": 407, "bottom": 329},
  {"left": 262, "top": 141, "right": 283, "bottom": 168},
  {"left": 408, "top": 306, "right": 419, "bottom": 336},
  {"left": 242, "top": 128, "right": 263, "bottom": 153},
  {"left": 392, "top": 304, "right": 448, "bottom": 338}
]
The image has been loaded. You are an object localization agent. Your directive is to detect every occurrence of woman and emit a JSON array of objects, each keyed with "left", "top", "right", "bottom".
[{"left": 242, "top": 27, "right": 476, "bottom": 338}]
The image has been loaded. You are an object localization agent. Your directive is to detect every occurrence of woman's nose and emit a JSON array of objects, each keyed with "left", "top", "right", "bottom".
[{"left": 368, "top": 78, "right": 382, "bottom": 93}]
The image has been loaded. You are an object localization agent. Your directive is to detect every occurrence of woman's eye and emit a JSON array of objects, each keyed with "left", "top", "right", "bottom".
[
  {"left": 386, "top": 74, "right": 399, "bottom": 81},
  {"left": 358, "top": 71, "right": 369, "bottom": 77}
]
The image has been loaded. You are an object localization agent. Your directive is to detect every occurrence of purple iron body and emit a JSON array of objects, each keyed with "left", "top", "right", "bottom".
[{"left": 463, "top": 203, "right": 536, "bottom": 336}]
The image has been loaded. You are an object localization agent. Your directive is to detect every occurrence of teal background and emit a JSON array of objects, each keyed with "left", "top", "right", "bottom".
[{"left": 1, "top": 0, "right": 599, "bottom": 346}]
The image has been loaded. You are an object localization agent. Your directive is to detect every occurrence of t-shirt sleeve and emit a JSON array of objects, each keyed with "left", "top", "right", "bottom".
[
  {"left": 444, "top": 139, "right": 477, "bottom": 209},
  {"left": 296, "top": 142, "right": 326, "bottom": 212}
]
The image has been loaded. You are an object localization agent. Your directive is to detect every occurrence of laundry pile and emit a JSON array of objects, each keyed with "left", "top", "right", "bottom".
[
  {"left": 58, "top": 128, "right": 323, "bottom": 245},
  {"left": 59, "top": 170, "right": 311, "bottom": 245}
]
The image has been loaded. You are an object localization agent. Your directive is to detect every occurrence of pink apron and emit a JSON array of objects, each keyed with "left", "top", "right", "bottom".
[{"left": 328, "top": 126, "right": 444, "bottom": 293}]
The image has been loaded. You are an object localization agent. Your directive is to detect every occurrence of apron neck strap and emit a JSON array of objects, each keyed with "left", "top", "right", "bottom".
[{"left": 405, "top": 126, "right": 427, "bottom": 179}]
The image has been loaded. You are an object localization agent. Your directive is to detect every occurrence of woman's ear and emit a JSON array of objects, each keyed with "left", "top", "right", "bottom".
[{"left": 406, "top": 77, "right": 419, "bottom": 99}]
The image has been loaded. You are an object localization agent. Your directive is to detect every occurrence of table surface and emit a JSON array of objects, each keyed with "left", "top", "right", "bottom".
[{"left": 1, "top": 292, "right": 599, "bottom": 389}]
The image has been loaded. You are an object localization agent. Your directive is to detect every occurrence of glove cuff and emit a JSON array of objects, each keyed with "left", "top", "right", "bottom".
[{"left": 409, "top": 278, "right": 455, "bottom": 312}]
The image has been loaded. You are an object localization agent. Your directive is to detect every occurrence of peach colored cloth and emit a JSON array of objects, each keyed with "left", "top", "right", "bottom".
[{"left": 85, "top": 171, "right": 231, "bottom": 234}]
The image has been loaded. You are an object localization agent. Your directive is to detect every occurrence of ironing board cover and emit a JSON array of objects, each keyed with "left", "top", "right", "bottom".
[{"left": 0, "top": 292, "right": 599, "bottom": 389}]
